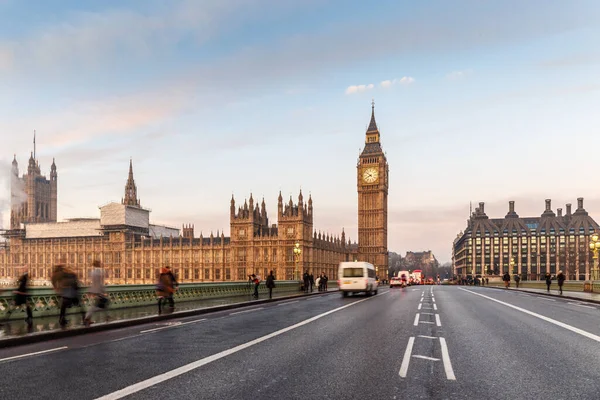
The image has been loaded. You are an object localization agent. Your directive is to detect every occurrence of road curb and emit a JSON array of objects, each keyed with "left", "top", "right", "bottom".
[
  {"left": 0, "top": 290, "right": 338, "bottom": 349},
  {"left": 483, "top": 286, "right": 600, "bottom": 305}
]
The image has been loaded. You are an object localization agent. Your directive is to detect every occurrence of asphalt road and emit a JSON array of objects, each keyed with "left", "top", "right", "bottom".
[{"left": 0, "top": 286, "right": 599, "bottom": 400}]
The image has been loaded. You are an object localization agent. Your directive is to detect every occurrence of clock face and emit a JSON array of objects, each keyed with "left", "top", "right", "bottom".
[{"left": 363, "top": 167, "right": 379, "bottom": 183}]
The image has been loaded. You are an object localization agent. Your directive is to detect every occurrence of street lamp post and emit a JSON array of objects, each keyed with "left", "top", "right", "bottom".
[
  {"left": 293, "top": 242, "right": 302, "bottom": 281},
  {"left": 588, "top": 234, "right": 600, "bottom": 281}
]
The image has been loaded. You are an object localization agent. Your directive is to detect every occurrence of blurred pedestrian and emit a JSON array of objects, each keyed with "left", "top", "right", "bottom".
[
  {"left": 266, "top": 270, "right": 275, "bottom": 299},
  {"left": 156, "top": 267, "right": 176, "bottom": 314},
  {"left": 84, "top": 260, "right": 110, "bottom": 326},
  {"left": 2, "top": 270, "right": 33, "bottom": 330},
  {"left": 557, "top": 270, "right": 566, "bottom": 295},
  {"left": 544, "top": 272, "right": 552, "bottom": 292}
]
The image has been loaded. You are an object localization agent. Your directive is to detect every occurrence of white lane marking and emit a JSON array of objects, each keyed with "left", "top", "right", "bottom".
[
  {"left": 435, "top": 314, "right": 441, "bottom": 327},
  {"left": 304, "top": 297, "right": 320, "bottom": 301},
  {"left": 432, "top": 298, "right": 436, "bottom": 303},
  {"left": 418, "top": 335, "right": 438, "bottom": 339},
  {"left": 535, "top": 297, "right": 555, "bottom": 302},
  {"left": 0, "top": 346, "right": 68, "bottom": 363},
  {"left": 420, "top": 321, "right": 435, "bottom": 324},
  {"left": 412, "top": 355, "right": 440, "bottom": 361},
  {"left": 418, "top": 303, "right": 422, "bottom": 310},
  {"left": 95, "top": 296, "right": 378, "bottom": 400},
  {"left": 413, "top": 314, "right": 420, "bottom": 326},
  {"left": 229, "top": 308, "right": 265, "bottom": 316},
  {"left": 421, "top": 312, "right": 434, "bottom": 315},
  {"left": 439, "top": 338, "right": 456, "bottom": 380},
  {"left": 433, "top": 304, "right": 438, "bottom": 311},
  {"left": 568, "top": 303, "right": 596, "bottom": 309},
  {"left": 422, "top": 307, "right": 433, "bottom": 310},
  {"left": 277, "top": 301, "right": 299, "bottom": 306},
  {"left": 140, "top": 318, "right": 208, "bottom": 333},
  {"left": 399, "top": 337, "right": 415, "bottom": 378},
  {"left": 460, "top": 288, "right": 600, "bottom": 343}
]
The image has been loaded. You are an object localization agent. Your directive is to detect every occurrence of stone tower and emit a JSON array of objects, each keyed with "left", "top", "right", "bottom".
[
  {"left": 357, "top": 101, "right": 389, "bottom": 278},
  {"left": 10, "top": 134, "right": 58, "bottom": 229},
  {"left": 122, "top": 159, "right": 140, "bottom": 207}
]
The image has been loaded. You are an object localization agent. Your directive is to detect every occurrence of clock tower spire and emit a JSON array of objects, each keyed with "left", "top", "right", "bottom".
[{"left": 357, "top": 101, "right": 389, "bottom": 279}]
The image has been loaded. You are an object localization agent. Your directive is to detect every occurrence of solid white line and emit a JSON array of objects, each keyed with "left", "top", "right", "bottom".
[
  {"left": 418, "top": 335, "right": 438, "bottom": 339},
  {"left": 568, "top": 303, "right": 596, "bottom": 309},
  {"left": 398, "top": 337, "right": 415, "bottom": 378},
  {"left": 418, "top": 303, "right": 422, "bottom": 310},
  {"left": 422, "top": 306, "right": 433, "bottom": 310},
  {"left": 439, "top": 338, "right": 456, "bottom": 380},
  {"left": 413, "top": 313, "right": 420, "bottom": 326},
  {"left": 459, "top": 288, "right": 600, "bottom": 343},
  {"left": 0, "top": 346, "right": 69, "bottom": 363},
  {"left": 433, "top": 304, "right": 438, "bottom": 311},
  {"left": 420, "top": 321, "right": 435, "bottom": 324},
  {"left": 140, "top": 318, "right": 208, "bottom": 333},
  {"left": 277, "top": 301, "right": 299, "bottom": 306},
  {"left": 412, "top": 355, "right": 440, "bottom": 361},
  {"left": 421, "top": 312, "right": 434, "bottom": 315},
  {"left": 95, "top": 296, "right": 376, "bottom": 400},
  {"left": 435, "top": 314, "right": 441, "bottom": 327}
]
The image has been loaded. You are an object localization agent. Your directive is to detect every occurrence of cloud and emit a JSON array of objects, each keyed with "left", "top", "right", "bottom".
[
  {"left": 345, "top": 83, "right": 374, "bottom": 95},
  {"left": 537, "top": 53, "right": 600, "bottom": 68},
  {"left": 380, "top": 76, "right": 415, "bottom": 88},
  {"left": 446, "top": 69, "right": 473, "bottom": 80}
]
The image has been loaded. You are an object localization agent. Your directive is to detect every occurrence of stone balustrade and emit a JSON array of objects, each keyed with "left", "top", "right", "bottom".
[{"left": 0, "top": 280, "right": 335, "bottom": 320}]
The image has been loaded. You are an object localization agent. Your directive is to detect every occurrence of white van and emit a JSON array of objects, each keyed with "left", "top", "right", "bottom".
[{"left": 338, "top": 261, "right": 379, "bottom": 297}]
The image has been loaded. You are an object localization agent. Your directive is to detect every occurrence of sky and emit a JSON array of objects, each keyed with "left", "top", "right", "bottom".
[{"left": 0, "top": 0, "right": 599, "bottom": 263}]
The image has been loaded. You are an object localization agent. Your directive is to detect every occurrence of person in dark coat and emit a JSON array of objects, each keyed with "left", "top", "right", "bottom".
[
  {"left": 502, "top": 272, "right": 511, "bottom": 288},
  {"left": 266, "top": 271, "right": 275, "bottom": 299},
  {"left": 545, "top": 272, "right": 552, "bottom": 292},
  {"left": 557, "top": 270, "right": 566, "bottom": 295},
  {"left": 303, "top": 271, "right": 310, "bottom": 293}
]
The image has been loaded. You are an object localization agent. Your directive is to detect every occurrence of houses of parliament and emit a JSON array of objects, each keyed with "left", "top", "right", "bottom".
[{"left": 0, "top": 104, "right": 389, "bottom": 285}]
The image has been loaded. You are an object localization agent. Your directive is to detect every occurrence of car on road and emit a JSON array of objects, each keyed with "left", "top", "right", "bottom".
[
  {"left": 389, "top": 277, "right": 403, "bottom": 288},
  {"left": 338, "top": 261, "right": 378, "bottom": 297}
]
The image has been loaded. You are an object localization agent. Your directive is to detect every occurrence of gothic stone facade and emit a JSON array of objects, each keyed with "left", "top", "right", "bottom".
[
  {"left": 0, "top": 162, "right": 357, "bottom": 285},
  {"left": 452, "top": 199, "right": 599, "bottom": 281},
  {"left": 357, "top": 102, "right": 389, "bottom": 277}
]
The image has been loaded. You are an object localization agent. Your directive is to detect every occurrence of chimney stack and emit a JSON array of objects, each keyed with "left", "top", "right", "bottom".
[
  {"left": 479, "top": 202, "right": 485, "bottom": 214},
  {"left": 557, "top": 208, "right": 563, "bottom": 217},
  {"left": 566, "top": 203, "right": 572, "bottom": 216},
  {"left": 577, "top": 197, "right": 584, "bottom": 210},
  {"left": 545, "top": 199, "right": 551, "bottom": 212},
  {"left": 509, "top": 201, "right": 515, "bottom": 213}
]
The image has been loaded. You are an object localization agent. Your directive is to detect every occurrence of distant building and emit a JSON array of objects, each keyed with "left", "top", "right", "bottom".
[
  {"left": 401, "top": 251, "right": 439, "bottom": 278},
  {"left": 10, "top": 145, "right": 57, "bottom": 229},
  {"left": 452, "top": 199, "right": 599, "bottom": 281}
]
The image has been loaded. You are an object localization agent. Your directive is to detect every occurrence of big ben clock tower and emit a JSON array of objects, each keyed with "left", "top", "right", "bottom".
[{"left": 357, "top": 101, "right": 389, "bottom": 279}]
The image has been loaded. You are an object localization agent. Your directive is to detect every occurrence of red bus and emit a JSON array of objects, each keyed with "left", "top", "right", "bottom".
[{"left": 412, "top": 270, "right": 424, "bottom": 284}]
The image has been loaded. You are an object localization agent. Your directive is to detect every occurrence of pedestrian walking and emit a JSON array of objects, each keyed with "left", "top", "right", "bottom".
[
  {"left": 156, "top": 267, "right": 177, "bottom": 314},
  {"left": 303, "top": 271, "right": 309, "bottom": 293},
  {"left": 52, "top": 265, "right": 85, "bottom": 328},
  {"left": 84, "top": 260, "right": 110, "bottom": 326},
  {"left": 514, "top": 274, "right": 521, "bottom": 288},
  {"left": 2, "top": 270, "right": 33, "bottom": 330},
  {"left": 545, "top": 272, "right": 552, "bottom": 292},
  {"left": 250, "top": 274, "right": 260, "bottom": 299},
  {"left": 557, "top": 270, "right": 566, "bottom": 295},
  {"left": 309, "top": 273, "right": 314, "bottom": 292},
  {"left": 502, "top": 272, "right": 511, "bottom": 288},
  {"left": 266, "top": 270, "right": 275, "bottom": 299}
]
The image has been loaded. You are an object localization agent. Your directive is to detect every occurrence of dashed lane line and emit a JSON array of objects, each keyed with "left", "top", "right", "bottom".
[
  {"left": 277, "top": 301, "right": 300, "bottom": 306},
  {"left": 433, "top": 304, "right": 438, "bottom": 311},
  {"left": 413, "top": 314, "right": 420, "bottom": 326},
  {"left": 412, "top": 355, "right": 440, "bottom": 361},
  {"left": 140, "top": 318, "right": 208, "bottom": 333},
  {"left": 435, "top": 314, "right": 441, "bottom": 327},
  {"left": 568, "top": 302, "right": 596, "bottom": 310},
  {"left": 439, "top": 338, "right": 456, "bottom": 380},
  {"left": 418, "top": 303, "right": 422, "bottom": 310},
  {"left": 398, "top": 337, "right": 415, "bottom": 378},
  {"left": 0, "top": 346, "right": 69, "bottom": 363},
  {"left": 459, "top": 288, "right": 600, "bottom": 343},
  {"left": 418, "top": 335, "right": 438, "bottom": 339}
]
